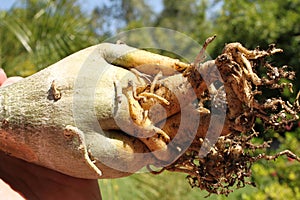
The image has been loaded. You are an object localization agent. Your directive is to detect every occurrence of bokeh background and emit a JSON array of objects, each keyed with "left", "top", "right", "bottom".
[{"left": 0, "top": 0, "right": 299, "bottom": 199}]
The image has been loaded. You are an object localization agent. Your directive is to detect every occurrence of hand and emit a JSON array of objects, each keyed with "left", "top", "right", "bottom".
[
  {"left": 0, "top": 68, "right": 23, "bottom": 87},
  {"left": 0, "top": 151, "right": 102, "bottom": 200},
  {"left": 0, "top": 69, "right": 102, "bottom": 200}
]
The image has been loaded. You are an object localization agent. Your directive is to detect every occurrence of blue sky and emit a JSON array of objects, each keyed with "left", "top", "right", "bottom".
[
  {"left": 0, "top": 0, "right": 163, "bottom": 13},
  {"left": 0, "top": 0, "right": 17, "bottom": 10}
]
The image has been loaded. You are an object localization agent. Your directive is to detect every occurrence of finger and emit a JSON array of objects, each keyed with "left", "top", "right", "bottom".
[
  {"left": 0, "top": 69, "right": 8, "bottom": 86},
  {"left": 0, "top": 179, "right": 25, "bottom": 200},
  {"left": 1, "top": 77, "right": 24, "bottom": 87}
]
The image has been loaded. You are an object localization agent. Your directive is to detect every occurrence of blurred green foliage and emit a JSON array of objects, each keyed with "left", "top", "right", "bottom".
[
  {"left": 0, "top": 0, "right": 299, "bottom": 199},
  {"left": 0, "top": 0, "right": 103, "bottom": 76},
  {"left": 99, "top": 171, "right": 257, "bottom": 200},
  {"left": 247, "top": 128, "right": 300, "bottom": 200}
]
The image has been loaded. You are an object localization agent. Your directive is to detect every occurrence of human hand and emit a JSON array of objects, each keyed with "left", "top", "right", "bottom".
[
  {"left": 0, "top": 151, "right": 101, "bottom": 200},
  {"left": 0, "top": 68, "right": 23, "bottom": 87}
]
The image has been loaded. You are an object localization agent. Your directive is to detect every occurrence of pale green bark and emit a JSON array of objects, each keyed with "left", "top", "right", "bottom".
[
  {"left": 0, "top": 44, "right": 153, "bottom": 179},
  {"left": 0, "top": 43, "right": 194, "bottom": 179}
]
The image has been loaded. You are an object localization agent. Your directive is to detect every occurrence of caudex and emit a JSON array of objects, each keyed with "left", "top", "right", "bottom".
[{"left": 0, "top": 35, "right": 299, "bottom": 196}]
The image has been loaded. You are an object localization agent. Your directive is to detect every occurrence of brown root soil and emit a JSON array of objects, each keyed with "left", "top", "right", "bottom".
[
  {"left": 167, "top": 40, "right": 299, "bottom": 195},
  {"left": 129, "top": 37, "right": 300, "bottom": 195}
]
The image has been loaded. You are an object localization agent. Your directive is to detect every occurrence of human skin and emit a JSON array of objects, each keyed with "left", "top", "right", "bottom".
[
  {"left": 0, "top": 151, "right": 102, "bottom": 200},
  {"left": 0, "top": 70, "right": 102, "bottom": 200}
]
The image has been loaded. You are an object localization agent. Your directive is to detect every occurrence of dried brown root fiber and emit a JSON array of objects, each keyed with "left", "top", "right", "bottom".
[
  {"left": 113, "top": 37, "right": 299, "bottom": 195},
  {"left": 135, "top": 40, "right": 300, "bottom": 196}
]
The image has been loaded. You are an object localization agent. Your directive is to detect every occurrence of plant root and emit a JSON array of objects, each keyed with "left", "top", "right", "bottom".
[
  {"left": 124, "top": 39, "right": 300, "bottom": 195},
  {"left": 162, "top": 41, "right": 300, "bottom": 196},
  {"left": 117, "top": 38, "right": 299, "bottom": 195}
]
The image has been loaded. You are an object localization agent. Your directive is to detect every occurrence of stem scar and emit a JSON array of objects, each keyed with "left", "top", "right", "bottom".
[{"left": 50, "top": 80, "right": 61, "bottom": 101}]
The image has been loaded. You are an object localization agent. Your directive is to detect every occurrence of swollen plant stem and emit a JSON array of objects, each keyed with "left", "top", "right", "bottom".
[{"left": 0, "top": 43, "right": 206, "bottom": 178}]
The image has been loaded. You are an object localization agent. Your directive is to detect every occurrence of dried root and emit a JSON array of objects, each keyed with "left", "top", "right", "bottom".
[
  {"left": 120, "top": 38, "right": 299, "bottom": 195},
  {"left": 162, "top": 41, "right": 300, "bottom": 195},
  {"left": 163, "top": 131, "right": 300, "bottom": 196}
]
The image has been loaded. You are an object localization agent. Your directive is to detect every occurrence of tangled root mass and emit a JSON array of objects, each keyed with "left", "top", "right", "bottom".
[{"left": 160, "top": 39, "right": 300, "bottom": 196}]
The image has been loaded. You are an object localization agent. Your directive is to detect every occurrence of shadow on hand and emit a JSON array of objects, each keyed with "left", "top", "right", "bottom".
[{"left": 0, "top": 151, "right": 102, "bottom": 200}]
